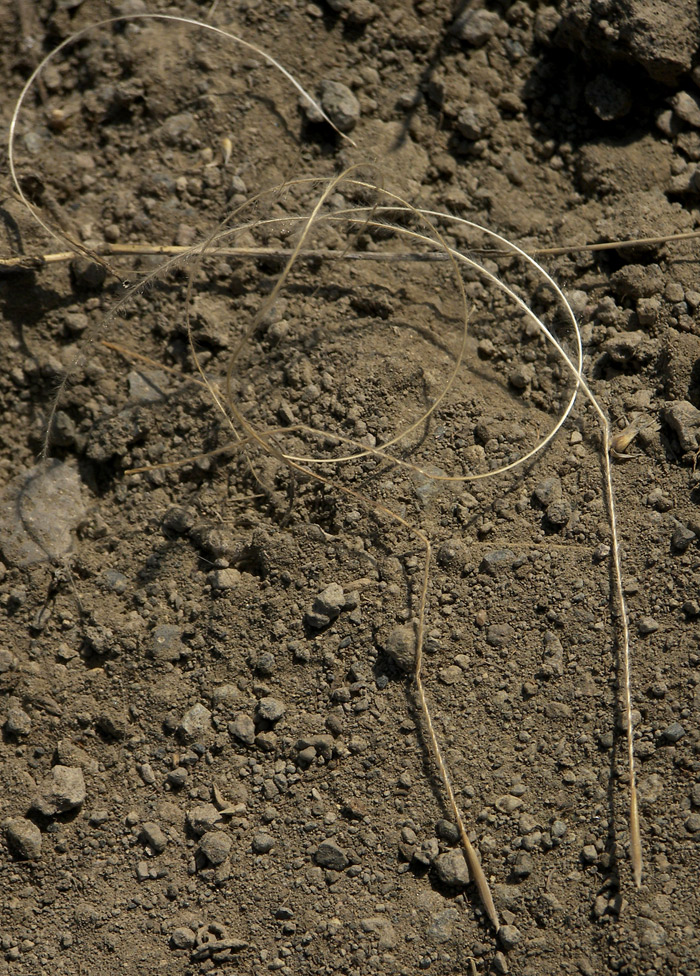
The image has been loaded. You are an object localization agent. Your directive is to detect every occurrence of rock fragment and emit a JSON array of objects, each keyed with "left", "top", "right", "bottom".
[
  {"left": 451, "top": 8, "right": 501, "bottom": 45},
  {"left": 383, "top": 624, "right": 416, "bottom": 673},
  {"left": 319, "top": 80, "right": 360, "bottom": 133},
  {"left": 139, "top": 822, "right": 167, "bottom": 854},
  {"left": 199, "top": 830, "right": 231, "bottom": 866},
  {"left": 255, "top": 697, "right": 285, "bottom": 724},
  {"left": 31, "top": 765, "right": 86, "bottom": 816},
  {"left": 0, "top": 461, "right": 86, "bottom": 567},
  {"left": 663, "top": 400, "right": 700, "bottom": 453},
  {"left": 314, "top": 838, "right": 349, "bottom": 870},
  {"left": 4, "top": 702, "right": 31, "bottom": 737},
  {"left": 177, "top": 703, "right": 212, "bottom": 743},
  {"left": 434, "top": 849, "right": 470, "bottom": 887},
  {"left": 4, "top": 818, "right": 42, "bottom": 860}
]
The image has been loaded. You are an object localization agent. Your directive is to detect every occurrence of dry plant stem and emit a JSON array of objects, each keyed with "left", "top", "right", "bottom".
[
  {"left": 1, "top": 226, "right": 699, "bottom": 272},
  {"left": 199, "top": 182, "right": 642, "bottom": 885},
  {"left": 12, "top": 12, "right": 642, "bottom": 921},
  {"left": 180, "top": 174, "right": 503, "bottom": 930}
]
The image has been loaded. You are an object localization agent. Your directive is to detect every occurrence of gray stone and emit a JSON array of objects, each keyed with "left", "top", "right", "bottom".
[
  {"left": 151, "top": 624, "right": 185, "bottom": 662},
  {"left": 426, "top": 907, "right": 460, "bottom": 944},
  {"left": 456, "top": 105, "right": 487, "bottom": 140},
  {"left": 187, "top": 804, "right": 222, "bottom": 835},
  {"left": 638, "top": 775, "right": 663, "bottom": 808},
  {"left": 684, "top": 813, "right": 700, "bottom": 833},
  {"left": 637, "top": 616, "right": 660, "bottom": 635},
  {"left": 208, "top": 568, "right": 241, "bottom": 591},
  {"left": 479, "top": 550, "right": 516, "bottom": 577},
  {"left": 663, "top": 400, "right": 700, "bottom": 453},
  {"left": 252, "top": 832, "right": 275, "bottom": 854},
  {"left": 451, "top": 8, "right": 501, "bottom": 45},
  {"left": 546, "top": 500, "right": 571, "bottom": 528},
  {"left": 139, "top": 822, "right": 167, "bottom": 854},
  {"left": 672, "top": 523, "right": 696, "bottom": 552},
  {"left": 0, "top": 461, "right": 86, "bottom": 567},
  {"left": 672, "top": 91, "right": 700, "bottom": 128},
  {"left": 313, "top": 582, "right": 345, "bottom": 618},
  {"left": 199, "top": 829, "right": 231, "bottom": 866},
  {"left": 384, "top": 624, "right": 416, "bottom": 673},
  {"left": 636, "top": 917, "right": 667, "bottom": 948},
  {"left": 486, "top": 624, "right": 514, "bottom": 647},
  {"left": 533, "top": 476, "right": 562, "bottom": 506},
  {"left": 434, "top": 849, "right": 470, "bottom": 887},
  {"left": 435, "top": 819, "right": 460, "bottom": 845},
  {"left": 497, "top": 924, "right": 521, "bottom": 951},
  {"left": 4, "top": 818, "right": 42, "bottom": 859},
  {"left": 314, "top": 839, "right": 349, "bottom": 870},
  {"left": 662, "top": 721, "right": 685, "bottom": 743},
  {"left": 319, "top": 80, "right": 360, "bottom": 133},
  {"left": 177, "top": 703, "right": 212, "bottom": 742},
  {"left": 255, "top": 697, "right": 285, "bottom": 723},
  {"left": 229, "top": 713, "right": 255, "bottom": 745},
  {"left": 31, "top": 765, "right": 86, "bottom": 816},
  {"left": 4, "top": 703, "right": 31, "bottom": 737},
  {"left": 512, "top": 851, "right": 533, "bottom": 877},
  {"left": 360, "top": 916, "right": 397, "bottom": 950},
  {"left": 170, "top": 927, "right": 196, "bottom": 950},
  {"left": 167, "top": 766, "right": 188, "bottom": 788}
]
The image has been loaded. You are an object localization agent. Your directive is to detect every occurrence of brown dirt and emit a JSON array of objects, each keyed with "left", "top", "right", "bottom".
[{"left": 1, "top": 2, "right": 700, "bottom": 975}]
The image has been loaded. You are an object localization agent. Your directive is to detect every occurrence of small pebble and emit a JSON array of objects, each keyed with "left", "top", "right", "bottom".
[
  {"left": 166, "top": 767, "right": 188, "bottom": 788},
  {"left": 661, "top": 721, "right": 685, "bottom": 744},
  {"left": 170, "top": 927, "right": 196, "bottom": 950},
  {"left": 672, "top": 91, "right": 700, "bottom": 128},
  {"left": 479, "top": 550, "right": 516, "bottom": 577},
  {"left": 255, "top": 697, "right": 285, "bottom": 723},
  {"left": 685, "top": 813, "right": 700, "bottom": 833},
  {"left": 31, "top": 765, "right": 86, "bottom": 816},
  {"left": 229, "top": 713, "right": 255, "bottom": 745},
  {"left": 433, "top": 849, "right": 470, "bottom": 887},
  {"left": 319, "top": 80, "right": 360, "bottom": 133},
  {"left": 426, "top": 907, "right": 460, "bottom": 943},
  {"left": 512, "top": 851, "right": 533, "bottom": 878},
  {"left": 637, "top": 616, "right": 660, "bottom": 635},
  {"left": 672, "top": 523, "right": 696, "bottom": 552},
  {"left": 4, "top": 704, "right": 31, "bottom": 737},
  {"left": 4, "top": 818, "right": 42, "bottom": 860},
  {"left": 199, "top": 830, "right": 232, "bottom": 866},
  {"left": 139, "top": 822, "right": 167, "bottom": 854},
  {"left": 177, "top": 703, "right": 212, "bottom": 742},
  {"left": 314, "top": 839, "right": 349, "bottom": 870},
  {"left": 384, "top": 624, "right": 416, "bottom": 673},
  {"left": 451, "top": 8, "right": 501, "bottom": 45},
  {"left": 252, "top": 832, "right": 275, "bottom": 854},
  {"left": 663, "top": 400, "right": 700, "bottom": 453},
  {"left": 497, "top": 925, "right": 521, "bottom": 951},
  {"left": 187, "top": 804, "right": 222, "bottom": 836}
]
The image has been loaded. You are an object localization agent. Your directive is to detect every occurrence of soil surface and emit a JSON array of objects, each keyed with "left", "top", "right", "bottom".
[{"left": 1, "top": 2, "right": 700, "bottom": 975}]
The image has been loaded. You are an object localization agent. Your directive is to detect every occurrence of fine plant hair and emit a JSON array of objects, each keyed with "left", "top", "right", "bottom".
[{"left": 7, "top": 13, "right": 646, "bottom": 937}]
